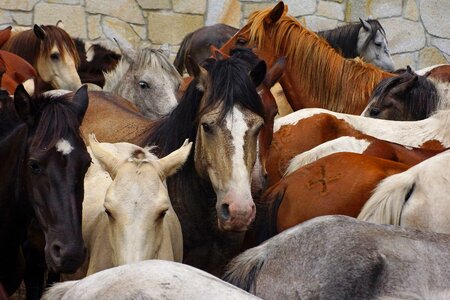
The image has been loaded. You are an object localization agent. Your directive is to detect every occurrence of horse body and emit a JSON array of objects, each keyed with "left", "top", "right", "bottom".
[
  {"left": 104, "top": 42, "right": 181, "bottom": 120},
  {"left": 78, "top": 137, "right": 189, "bottom": 277},
  {"left": 0, "top": 50, "right": 36, "bottom": 95},
  {"left": 2, "top": 24, "right": 81, "bottom": 92},
  {"left": 224, "top": 215, "right": 450, "bottom": 299},
  {"left": 221, "top": 2, "right": 394, "bottom": 114}
]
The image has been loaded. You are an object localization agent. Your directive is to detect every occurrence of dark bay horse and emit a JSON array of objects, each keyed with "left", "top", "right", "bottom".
[
  {"left": 2, "top": 24, "right": 81, "bottom": 92},
  {"left": 221, "top": 2, "right": 394, "bottom": 114}
]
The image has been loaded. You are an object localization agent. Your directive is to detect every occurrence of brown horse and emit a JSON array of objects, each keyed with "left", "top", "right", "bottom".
[
  {"left": 0, "top": 50, "right": 37, "bottom": 94},
  {"left": 0, "top": 26, "right": 11, "bottom": 47},
  {"left": 221, "top": 1, "right": 394, "bottom": 114},
  {"left": 2, "top": 24, "right": 81, "bottom": 92}
]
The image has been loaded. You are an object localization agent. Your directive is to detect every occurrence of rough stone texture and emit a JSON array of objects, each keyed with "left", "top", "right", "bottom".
[
  {"left": 46, "top": 0, "right": 81, "bottom": 4},
  {"left": 432, "top": 37, "right": 450, "bottom": 56},
  {"left": 11, "top": 11, "right": 32, "bottom": 26},
  {"left": 87, "top": 15, "right": 102, "bottom": 40},
  {"left": 404, "top": 0, "right": 419, "bottom": 21},
  {"left": 367, "top": 0, "right": 402, "bottom": 19},
  {"left": 345, "top": 0, "right": 367, "bottom": 22},
  {"left": 242, "top": 3, "right": 274, "bottom": 18},
  {"left": 86, "top": 0, "right": 145, "bottom": 25},
  {"left": 206, "top": 0, "right": 240, "bottom": 27},
  {"left": 284, "top": 0, "right": 316, "bottom": 17},
  {"left": 173, "top": 0, "right": 206, "bottom": 14},
  {"left": 102, "top": 16, "right": 142, "bottom": 48},
  {"left": 0, "top": 0, "right": 39, "bottom": 11},
  {"left": 147, "top": 12, "right": 203, "bottom": 45},
  {"left": 420, "top": 0, "right": 450, "bottom": 39},
  {"left": 392, "top": 53, "right": 417, "bottom": 70},
  {"left": 34, "top": 3, "right": 87, "bottom": 38},
  {"left": 304, "top": 16, "right": 339, "bottom": 32},
  {"left": 131, "top": 24, "right": 147, "bottom": 40},
  {"left": 382, "top": 18, "right": 425, "bottom": 54},
  {"left": 137, "top": 0, "right": 171, "bottom": 10},
  {"left": 418, "top": 47, "right": 448, "bottom": 69},
  {"left": 317, "top": 1, "right": 344, "bottom": 21},
  {"left": 0, "top": 10, "right": 12, "bottom": 24}
]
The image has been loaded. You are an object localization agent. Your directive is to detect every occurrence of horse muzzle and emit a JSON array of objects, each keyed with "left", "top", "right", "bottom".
[{"left": 45, "top": 240, "right": 86, "bottom": 273}]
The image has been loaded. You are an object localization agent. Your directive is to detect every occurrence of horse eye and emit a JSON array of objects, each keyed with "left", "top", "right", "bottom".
[
  {"left": 104, "top": 208, "right": 113, "bottom": 218},
  {"left": 369, "top": 107, "right": 381, "bottom": 117},
  {"left": 50, "top": 53, "right": 60, "bottom": 61},
  {"left": 28, "top": 160, "right": 42, "bottom": 175},
  {"left": 158, "top": 209, "right": 168, "bottom": 221},
  {"left": 201, "top": 122, "right": 212, "bottom": 133},
  {"left": 374, "top": 42, "right": 382, "bottom": 48},
  {"left": 236, "top": 38, "right": 248, "bottom": 46},
  {"left": 138, "top": 81, "right": 150, "bottom": 89}
]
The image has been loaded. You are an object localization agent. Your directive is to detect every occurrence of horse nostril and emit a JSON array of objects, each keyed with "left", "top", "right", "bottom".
[
  {"left": 221, "top": 203, "right": 230, "bottom": 220},
  {"left": 51, "top": 243, "right": 62, "bottom": 259},
  {"left": 369, "top": 107, "right": 380, "bottom": 117}
]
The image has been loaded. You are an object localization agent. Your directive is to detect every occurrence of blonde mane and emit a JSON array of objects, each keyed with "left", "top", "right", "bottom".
[{"left": 246, "top": 7, "right": 394, "bottom": 113}]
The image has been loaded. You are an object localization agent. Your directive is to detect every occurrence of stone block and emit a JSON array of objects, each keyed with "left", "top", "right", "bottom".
[
  {"left": 284, "top": 0, "right": 317, "bottom": 17},
  {"left": 147, "top": 12, "right": 203, "bottom": 45},
  {"left": 317, "top": 1, "right": 344, "bottom": 21},
  {"left": 345, "top": 0, "right": 367, "bottom": 22},
  {"left": 404, "top": 0, "right": 419, "bottom": 21},
  {"left": 34, "top": 3, "right": 87, "bottom": 38},
  {"left": 418, "top": 47, "right": 448, "bottom": 69},
  {"left": 137, "top": 0, "right": 171, "bottom": 10},
  {"left": 86, "top": 0, "right": 145, "bottom": 25},
  {"left": 367, "top": 0, "right": 402, "bottom": 18},
  {"left": 304, "top": 15, "right": 338, "bottom": 32},
  {"left": 206, "top": 0, "right": 241, "bottom": 28},
  {"left": 0, "top": 0, "right": 39, "bottom": 11},
  {"left": 381, "top": 18, "right": 425, "bottom": 54},
  {"left": 173, "top": 0, "right": 206, "bottom": 14},
  {"left": 131, "top": 24, "right": 147, "bottom": 40},
  {"left": 0, "top": 10, "right": 12, "bottom": 24},
  {"left": 420, "top": 0, "right": 450, "bottom": 39},
  {"left": 242, "top": 3, "right": 275, "bottom": 18},
  {"left": 11, "top": 11, "right": 33, "bottom": 26},
  {"left": 392, "top": 53, "right": 417, "bottom": 70},
  {"left": 102, "top": 16, "right": 142, "bottom": 48},
  {"left": 46, "top": 0, "right": 81, "bottom": 4},
  {"left": 431, "top": 37, "right": 450, "bottom": 56},
  {"left": 87, "top": 15, "right": 102, "bottom": 40}
]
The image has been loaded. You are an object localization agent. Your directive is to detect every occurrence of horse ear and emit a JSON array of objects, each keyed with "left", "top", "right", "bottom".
[
  {"left": 14, "top": 84, "right": 34, "bottom": 126},
  {"left": 390, "top": 75, "right": 418, "bottom": 97},
  {"left": 186, "top": 56, "right": 208, "bottom": 89},
  {"left": 114, "top": 38, "right": 137, "bottom": 63},
  {"left": 88, "top": 134, "right": 121, "bottom": 179},
  {"left": 71, "top": 84, "right": 89, "bottom": 123},
  {"left": 33, "top": 25, "right": 46, "bottom": 40},
  {"left": 250, "top": 60, "right": 267, "bottom": 87},
  {"left": 263, "top": 56, "right": 286, "bottom": 88},
  {"left": 56, "top": 20, "right": 65, "bottom": 30},
  {"left": 158, "top": 139, "right": 192, "bottom": 178},
  {"left": 359, "top": 18, "right": 371, "bottom": 32},
  {"left": 159, "top": 43, "right": 171, "bottom": 59},
  {"left": 265, "top": 2, "right": 285, "bottom": 25},
  {"left": 211, "top": 46, "right": 229, "bottom": 61}
]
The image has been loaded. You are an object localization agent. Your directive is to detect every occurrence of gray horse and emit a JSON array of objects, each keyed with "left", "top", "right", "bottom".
[
  {"left": 224, "top": 215, "right": 450, "bottom": 300},
  {"left": 104, "top": 41, "right": 181, "bottom": 120}
]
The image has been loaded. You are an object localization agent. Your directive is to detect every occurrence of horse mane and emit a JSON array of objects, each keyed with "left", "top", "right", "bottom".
[
  {"left": 103, "top": 47, "right": 181, "bottom": 92},
  {"left": 247, "top": 8, "right": 392, "bottom": 112},
  {"left": 29, "top": 92, "right": 83, "bottom": 151},
  {"left": 357, "top": 171, "right": 416, "bottom": 225},
  {"left": 3, "top": 25, "right": 79, "bottom": 68},
  {"left": 318, "top": 19, "right": 385, "bottom": 58},
  {"left": 222, "top": 243, "right": 267, "bottom": 293},
  {"left": 253, "top": 188, "right": 285, "bottom": 245},
  {"left": 173, "top": 30, "right": 194, "bottom": 75}
]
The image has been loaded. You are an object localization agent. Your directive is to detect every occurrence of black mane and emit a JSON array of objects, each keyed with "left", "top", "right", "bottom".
[{"left": 318, "top": 19, "right": 385, "bottom": 58}]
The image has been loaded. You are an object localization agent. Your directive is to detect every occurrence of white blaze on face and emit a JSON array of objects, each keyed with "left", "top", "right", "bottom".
[
  {"left": 226, "top": 107, "right": 252, "bottom": 198},
  {"left": 56, "top": 138, "right": 74, "bottom": 155}
]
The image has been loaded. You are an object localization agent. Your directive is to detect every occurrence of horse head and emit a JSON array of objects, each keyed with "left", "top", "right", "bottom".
[{"left": 13, "top": 85, "right": 90, "bottom": 273}]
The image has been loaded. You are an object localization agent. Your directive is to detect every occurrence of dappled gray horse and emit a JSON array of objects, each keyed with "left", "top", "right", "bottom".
[
  {"left": 224, "top": 215, "right": 450, "bottom": 299},
  {"left": 104, "top": 42, "right": 181, "bottom": 119}
]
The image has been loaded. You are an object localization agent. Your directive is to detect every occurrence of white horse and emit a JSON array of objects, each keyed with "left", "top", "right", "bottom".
[
  {"left": 104, "top": 39, "right": 181, "bottom": 119},
  {"left": 43, "top": 260, "right": 260, "bottom": 300},
  {"left": 358, "top": 149, "right": 450, "bottom": 234},
  {"left": 76, "top": 135, "right": 191, "bottom": 277}
]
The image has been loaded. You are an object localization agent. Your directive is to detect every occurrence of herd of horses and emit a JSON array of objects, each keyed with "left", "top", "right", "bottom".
[{"left": 1, "top": 1, "right": 450, "bottom": 299}]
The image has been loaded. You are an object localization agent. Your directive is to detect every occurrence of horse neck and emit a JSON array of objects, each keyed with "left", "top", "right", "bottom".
[
  {"left": 259, "top": 23, "right": 393, "bottom": 114},
  {"left": 432, "top": 79, "right": 450, "bottom": 111},
  {"left": 103, "top": 58, "right": 130, "bottom": 93}
]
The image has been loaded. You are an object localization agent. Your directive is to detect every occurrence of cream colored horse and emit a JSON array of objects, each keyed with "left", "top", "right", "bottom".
[{"left": 77, "top": 135, "right": 190, "bottom": 277}]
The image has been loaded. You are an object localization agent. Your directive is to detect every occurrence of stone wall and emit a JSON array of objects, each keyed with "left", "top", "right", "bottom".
[{"left": 1, "top": 0, "right": 449, "bottom": 70}]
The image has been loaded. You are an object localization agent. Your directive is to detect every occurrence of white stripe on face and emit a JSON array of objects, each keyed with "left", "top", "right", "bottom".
[{"left": 56, "top": 138, "right": 74, "bottom": 155}]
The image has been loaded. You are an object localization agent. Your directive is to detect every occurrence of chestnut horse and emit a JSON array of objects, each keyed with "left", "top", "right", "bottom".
[
  {"left": 221, "top": 1, "right": 394, "bottom": 114},
  {"left": 2, "top": 24, "right": 81, "bottom": 92},
  {"left": 0, "top": 50, "right": 36, "bottom": 94}
]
